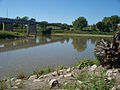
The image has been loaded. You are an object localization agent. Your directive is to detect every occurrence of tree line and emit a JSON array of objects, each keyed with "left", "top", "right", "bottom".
[
  {"left": 72, "top": 15, "right": 120, "bottom": 32},
  {"left": 1, "top": 15, "right": 120, "bottom": 32}
]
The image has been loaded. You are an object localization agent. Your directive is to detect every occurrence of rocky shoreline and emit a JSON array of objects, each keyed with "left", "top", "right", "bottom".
[{"left": 1, "top": 64, "right": 120, "bottom": 90}]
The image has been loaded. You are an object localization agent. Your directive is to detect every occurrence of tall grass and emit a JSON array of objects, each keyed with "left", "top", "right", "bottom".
[
  {"left": 33, "top": 67, "right": 55, "bottom": 77},
  {"left": 0, "top": 31, "right": 27, "bottom": 39},
  {"left": 0, "top": 80, "right": 7, "bottom": 90}
]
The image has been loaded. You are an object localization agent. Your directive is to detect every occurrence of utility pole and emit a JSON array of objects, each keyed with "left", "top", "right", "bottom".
[{"left": 6, "top": 8, "right": 8, "bottom": 18}]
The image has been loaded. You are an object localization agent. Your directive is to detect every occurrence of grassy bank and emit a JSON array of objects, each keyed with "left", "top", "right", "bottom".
[
  {"left": 51, "top": 30, "right": 116, "bottom": 35},
  {"left": 1, "top": 59, "right": 118, "bottom": 90},
  {"left": 0, "top": 31, "right": 27, "bottom": 39}
]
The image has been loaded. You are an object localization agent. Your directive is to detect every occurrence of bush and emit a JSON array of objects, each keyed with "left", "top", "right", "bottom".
[
  {"left": 33, "top": 67, "right": 54, "bottom": 77},
  {"left": 0, "top": 80, "right": 7, "bottom": 90},
  {"left": 56, "top": 65, "right": 67, "bottom": 71},
  {"left": 16, "top": 72, "right": 27, "bottom": 80},
  {"left": 74, "top": 59, "right": 99, "bottom": 69}
]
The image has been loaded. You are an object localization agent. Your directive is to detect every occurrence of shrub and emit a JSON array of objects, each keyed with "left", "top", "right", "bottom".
[
  {"left": 33, "top": 67, "right": 54, "bottom": 77},
  {"left": 16, "top": 72, "right": 27, "bottom": 80},
  {"left": 74, "top": 59, "right": 99, "bottom": 69},
  {"left": 0, "top": 80, "right": 7, "bottom": 90},
  {"left": 56, "top": 65, "right": 67, "bottom": 71}
]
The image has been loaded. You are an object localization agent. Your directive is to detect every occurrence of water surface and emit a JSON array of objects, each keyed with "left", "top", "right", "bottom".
[{"left": 0, "top": 35, "right": 108, "bottom": 79}]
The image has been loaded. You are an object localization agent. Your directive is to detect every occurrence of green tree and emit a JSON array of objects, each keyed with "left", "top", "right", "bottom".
[
  {"left": 61, "top": 24, "right": 70, "bottom": 30},
  {"left": 102, "top": 15, "right": 120, "bottom": 31},
  {"left": 72, "top": 17, "right": 88, "bottom": 30},
  {"left": 22, "top": 16, "right": 29, "bottom": 21},
  {"left": 96, "top": 22, "right": 110, "bottom": 32},
  {"left": 110, "top": 15, "right": 120, "bottom": 31},
  {"left": 96, "top": 22, "right": 106, "bottom": 32},
  {"left": 21, "top": 16, "right": 29, "bottom": 29},
  {"left": 16, "top": 16, "right": 21, "bottom": 20},
  {"left": 29, "top": 18, "right": 36, "bottom": 22}
]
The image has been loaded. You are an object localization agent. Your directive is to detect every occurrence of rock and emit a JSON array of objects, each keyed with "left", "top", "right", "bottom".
[
  {"left": 117, "top": 85, "right": 120, "bottom": 89},
  {"left": 90, "top": 64, "right": 97, "bottom": 71},
  {"left": 33, "top": 79, "right": 41, "bottom": 82},
  {"left": 11, "top": 77, "right": 16, "bottom": 82},
  {"left": 58, "top": 75, "right": 64, "bottom": 80},
  {"left": 66, "top": 68, "right": 71, "bottom": 72},
  {"left": 38, "top": 75, "right": 44, "bottom": 79},
  {"left": 110, "top": 87, "right": 116, "bottom": 90},
  {"left": 15, "top": 79, "right": 22, "bottom": 86},
  {"left": 59, "top": 69, "right": 67, "bottom": 75},
  {"left": 64, "top": 73, "right": 74, "bottom": 78},
  {"left": 52, "top": 71, "right": 57, "bottom": 76},
  {"left": 64, "top": 82, "right": 68, "bottom": 85},
  {"left": 28, "top": 75, "right": 37, "bottom": 80},
  {"left": 108, "top": 77, "right": 113, "bottom": 80},
  {"left": 49, "top": 79, "right": 59, "bottom": 88},
  {"left": 15, "top": 79, "right": 22, "bottom": 83},
  {"left": 113, "top": 69, "right": 119, "bottom": 76},
  {"left": 77, "top": 80, "right": 83, "bottom": 84},
  {"left": 16, "top": 82, "right": 21, "bottom": 85},
  {"left": 113, "top": 69, "right": 119, "bottom": 73},
  {"left": 106, "top": 70, "right": 113, "bottom": 77},
  {"left": 71, "top": 67, "right": 76, "bottom": 70}
]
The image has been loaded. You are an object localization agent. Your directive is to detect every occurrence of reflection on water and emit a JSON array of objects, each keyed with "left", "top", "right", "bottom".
[{"left": 0, "top": 35, "right": 109, "bottom": 79}]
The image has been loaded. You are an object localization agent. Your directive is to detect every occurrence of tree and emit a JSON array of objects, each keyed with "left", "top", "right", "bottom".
[
  {"left": 102, "top": 15, "right": 120, "bottom": 31},
  {"left": 29, "top": 18, "right": 36, "bottom": 22},
  {"left": 110, "top": 15, "right": 120, "bottom": 31},
  {"left": 14, "top": 16, "right": 21, "bottom": 27},
  {"left": 96, "top": 22, "right": 106, "bottom": 32},
  {"left": 72, "top": 17, "right": 88, "bottom": 30},
  {"left": 22, "top": 16, "right": 29, "bottom": 21},
  {"left": 96, "top": 22, "right": 111, "bottom": 32},
  {"left": 61, "top": 24, "right": 70, "bottom": 30},
  {"left": 16, "top": 16, "right": 21, "bottom": 20}
]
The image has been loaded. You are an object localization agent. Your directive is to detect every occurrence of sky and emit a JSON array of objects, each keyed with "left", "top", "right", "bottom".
[{"left": 0, "top": 0, "right": 120, "bottom": 25}]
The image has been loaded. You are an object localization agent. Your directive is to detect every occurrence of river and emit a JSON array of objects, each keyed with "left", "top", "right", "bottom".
[{"left": 0, "top": 35, "right": 109, "bottom": 79}]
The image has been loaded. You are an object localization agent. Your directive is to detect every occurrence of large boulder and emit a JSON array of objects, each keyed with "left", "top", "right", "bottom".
[{"left": 49, "top": 79, "right": 59, "bottom": 88}]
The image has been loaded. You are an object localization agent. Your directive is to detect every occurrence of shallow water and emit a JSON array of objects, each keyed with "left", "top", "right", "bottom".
[{"left": 0, "top": 35, "right": 109, "bottom": 79}]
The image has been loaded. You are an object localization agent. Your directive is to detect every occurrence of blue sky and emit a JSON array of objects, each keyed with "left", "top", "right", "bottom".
[{"left": 0, "top": 0, "right": 120, "bottom": 25}]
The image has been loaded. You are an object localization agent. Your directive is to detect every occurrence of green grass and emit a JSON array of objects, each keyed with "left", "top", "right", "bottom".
[
  {"left": 0, "top": 80, "right": 7, "bottom": 90},
  {"left": 56, "top": 65, "right": 67, "bottom": 71},
  {"left": 60, "top": 70, "right": 115, "bottom": 90},
  {"left": 0, "top": 31, "right": 27, "bottom": 39},
  {"left": 14, "top": 28, "right": 27, "bottom": 33},
  {"left": 16, "top": 72, "right": 27, "bottom": 80},
  {"left": 74, "top": 59, "right": 100, "bottom": 69},
  {"left": 51, "top": 30, "right": 116, "bottom": 35},
  {"left": 33, "top": 67, "right": 55, "bottom": 77}
]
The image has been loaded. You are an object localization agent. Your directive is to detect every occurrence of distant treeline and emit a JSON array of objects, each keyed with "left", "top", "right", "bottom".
[{"left": 0, "top": 15, "right": 120, "bottom": 33}]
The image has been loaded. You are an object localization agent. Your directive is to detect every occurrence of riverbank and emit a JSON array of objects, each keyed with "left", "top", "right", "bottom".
[
  {"left": 0, "top": 59, "right": 120, "bottom": 90},
  {"left": 52, "top": 33, "right": 113, "bottom": 37},
  {"left": 0, "top": 31, "right": 28, "bottom": 39}
]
